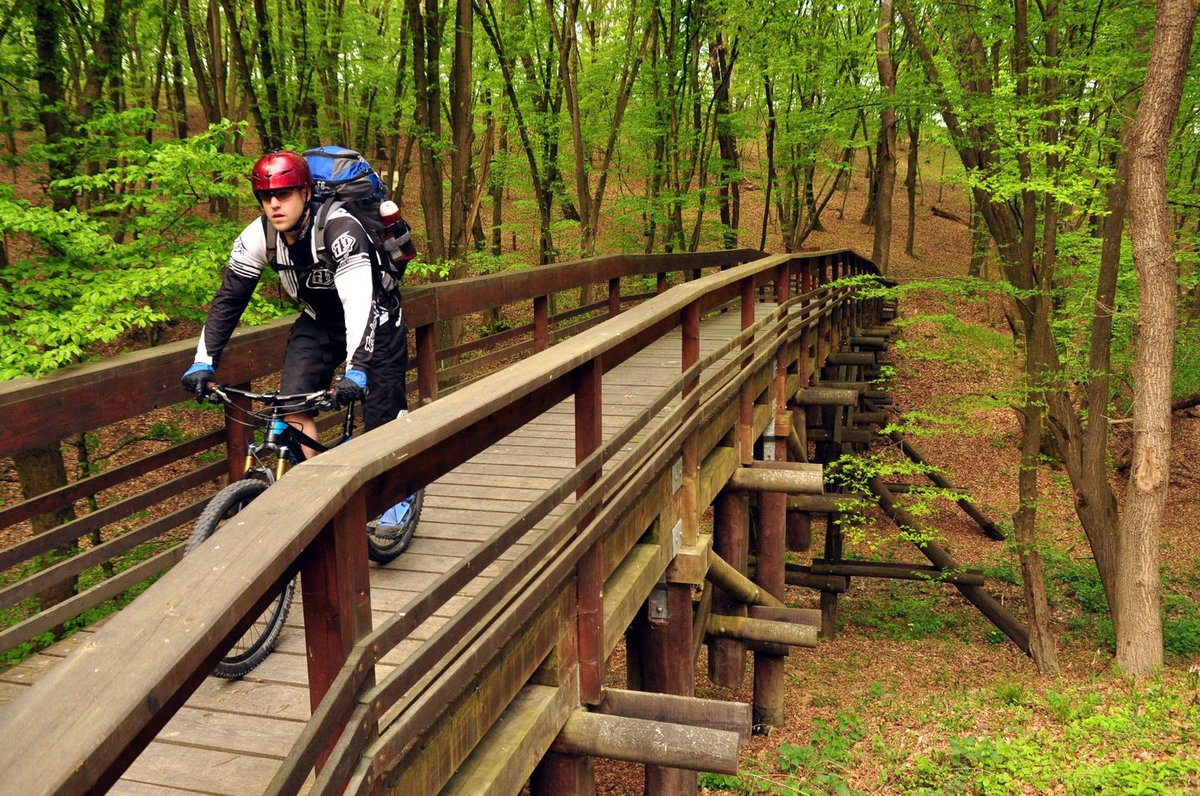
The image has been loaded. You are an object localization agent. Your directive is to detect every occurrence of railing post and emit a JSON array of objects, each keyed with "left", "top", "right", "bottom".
[
  {"left": 634, "top": 299, "right": 701, "bottom": 794},
  {"left": 608, "top": 277, "right": 621, "bottom": 317},
  {"left": 300, "top": 493, "right": 374, "bottom": 770},
  {"left": 752, "top": 261, "right": 790, "bottom": 732},
  {"left": 739, "top": 278, "right": 756, "bottom": 463},
  {"left": 224, "top": 386, "right": 254, "bottom": 481},
  {"left": 534, "top": 358, "right": 604, "bottom": 795},
  {"left": 534, "top": 295, "right": 550, "bottom": 352},
  {"left": 574, "top": 358, "right": 604, "bottom": 705},
  {"left": 415, "top": 322, "right": 438, "bottom": 404},
  {"left": 657, "top": 272, "right": 668, "bottom": 294}
]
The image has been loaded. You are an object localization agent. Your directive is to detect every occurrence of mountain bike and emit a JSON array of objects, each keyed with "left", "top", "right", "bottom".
[{"left": 187, "top": 385, "right": 423, "bottom": 678}]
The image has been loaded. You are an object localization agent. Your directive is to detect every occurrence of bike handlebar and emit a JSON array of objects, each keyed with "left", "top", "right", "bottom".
[{"left": 204, "top": 384, "right": 344, "bottom": 413}]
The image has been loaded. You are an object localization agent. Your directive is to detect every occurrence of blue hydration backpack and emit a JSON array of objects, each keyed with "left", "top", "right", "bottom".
[{"left": 262, "top": 145, "right": 415, "bottom": 281}]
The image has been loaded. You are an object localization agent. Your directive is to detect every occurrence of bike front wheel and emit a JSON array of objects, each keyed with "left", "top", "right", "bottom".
[
  {"left": 366, "top": 488, "right": 424, "bottom": 564},
  {"left": 186, "top": 478, "right": 296, "bottom": 679}
]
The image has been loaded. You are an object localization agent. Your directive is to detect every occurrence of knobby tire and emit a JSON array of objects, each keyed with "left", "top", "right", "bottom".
[{"left": 186, "top": 478, "right": 296, "bottom": 679}]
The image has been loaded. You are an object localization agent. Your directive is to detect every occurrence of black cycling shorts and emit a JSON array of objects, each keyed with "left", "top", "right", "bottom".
[{"left": 281, "top": 302, "right": 409, "bottom": 431}]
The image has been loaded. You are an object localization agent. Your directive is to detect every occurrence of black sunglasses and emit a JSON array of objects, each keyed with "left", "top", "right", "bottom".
[{"left": 255, "top": 187, "right": 299, "bottom": 203}]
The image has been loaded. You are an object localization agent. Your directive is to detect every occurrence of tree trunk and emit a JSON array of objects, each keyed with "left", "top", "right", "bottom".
[
  {"left": 870, "top": 0, "right": 897, "bottom": 272},
  {"left": 219, "top": 0, "right": 269, "bottom": 146},
  {"left": 13, "top": 445, "right": 77, "bottom": 615},
  {"left": 904, "top": 116, "right": 919, "bottom": 257},
  {"left": 409, "top": 0, "right": 446, "bottom": 260},
  {"left": 33, "top": 0, "right": 72, "bottom": 210},
  {"left": 253, "top": 0, "right": 284, "bottom": 147},
  {"left": 1118, "top": 0, "right": 1197, "bottom": 678}
]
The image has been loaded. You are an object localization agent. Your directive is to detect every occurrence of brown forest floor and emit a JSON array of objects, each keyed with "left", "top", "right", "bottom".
[{"left": 589, "top": 166, "right": 1200, "bottom": 792}]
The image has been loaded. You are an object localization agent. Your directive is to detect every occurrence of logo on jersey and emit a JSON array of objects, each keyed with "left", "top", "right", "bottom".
[
  {"left": 330, "top": 231, "right": 356, "bottom": 262},
  {"left": 306, "top": 268, "right": 336, "bottom": 289}
]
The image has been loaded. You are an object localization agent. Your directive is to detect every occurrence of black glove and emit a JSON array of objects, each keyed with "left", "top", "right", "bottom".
[
  {"left": 331, "top": 369, "right": 367, "bottom": 407},
  {"left": 181, "top": 363, "right": 215, "bottom": 399}
]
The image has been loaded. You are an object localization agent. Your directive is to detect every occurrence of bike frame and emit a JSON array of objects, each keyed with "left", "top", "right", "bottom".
[{"left": 207, "top": 386, "right": 358, "bottom": 483}]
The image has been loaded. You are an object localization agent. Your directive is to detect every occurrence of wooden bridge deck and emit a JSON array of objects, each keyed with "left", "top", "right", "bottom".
[{"left": 0, "top": 303, "right": 768, "bottom": 795}]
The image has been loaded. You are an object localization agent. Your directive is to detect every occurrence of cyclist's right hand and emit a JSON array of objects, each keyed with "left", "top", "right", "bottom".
[{"left": 181, "top": 362, "right": 215, "bottom": 399}]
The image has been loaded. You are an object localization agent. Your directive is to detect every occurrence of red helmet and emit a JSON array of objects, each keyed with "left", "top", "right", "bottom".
[{"left": 249, "top": 151, "right": 311, "bottom": 193}]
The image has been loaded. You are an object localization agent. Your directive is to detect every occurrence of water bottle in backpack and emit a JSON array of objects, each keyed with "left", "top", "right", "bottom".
[{"left": 379, "top": 200, "right": 418, "bottom": 276}]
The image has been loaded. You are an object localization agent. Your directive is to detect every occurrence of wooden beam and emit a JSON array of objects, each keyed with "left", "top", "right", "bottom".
[
  {"left": 549, "top": 711, "right": 741, "bottom": 775},
  {"left": 597, "top": 688, "right": 752, "bottom": 744},
  {"left": 746, "top": 605, "right": 821, "bottom": 627},
  {"left": 794, "top": 387, "right": 860, "bottom": 406},
  {"left": 728, "top": 463, "right": 823, "bottom": 494},
  {"left": 825, "top": 352, "right": 876, "bottom": 366},
  {"left": 810, "top": 559, "right": 985, "bottom": 586},
  {"left": 707, "top": 552, "right": 785, "bottom": 608},
  {"left": 786, "top": 493, "right": 868, "bottom": 513},
  {"left": 706, "top": 614, "right": 818, "bottom": 648}
]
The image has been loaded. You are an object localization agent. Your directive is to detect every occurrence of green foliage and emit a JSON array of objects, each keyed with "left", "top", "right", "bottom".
[
  {"left": 824, "top": 452, "right": 967, "bottom": 548},
  {"left": 897, "top": 672, "right": 1200, "bottom": 795},
  {"left": 0, "top": 119, "right": 280, "bottom": 379}
]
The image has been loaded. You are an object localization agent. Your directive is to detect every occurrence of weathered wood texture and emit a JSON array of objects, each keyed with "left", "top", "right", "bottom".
[{"left": 0, "top": 249, "right": 883, "bottom": 795}]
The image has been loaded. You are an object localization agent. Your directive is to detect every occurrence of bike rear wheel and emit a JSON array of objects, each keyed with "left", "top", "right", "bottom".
[
  {"left": 366, "top": 488, "right": 424, "bottom": 563},
  {"left": 186, "top": 478, "right": 296, "bottom": 679}
]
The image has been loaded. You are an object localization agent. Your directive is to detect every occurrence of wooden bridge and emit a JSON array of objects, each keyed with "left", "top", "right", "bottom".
[{"left": 0, "top": 249, "right": 1025, "bottom": 794}]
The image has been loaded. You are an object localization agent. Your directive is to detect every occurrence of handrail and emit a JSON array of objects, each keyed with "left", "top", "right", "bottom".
[
  {"left": 0, "top": 247, "right": 881, "bottom": 794},
  {"left": 0, "top": 249, "right": 767, "bottom": 658}
]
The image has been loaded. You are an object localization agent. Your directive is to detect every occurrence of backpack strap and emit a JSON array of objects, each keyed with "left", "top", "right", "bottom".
[
  {"left": 261, "top": 215, "right": 278, "bottom": 266},
  {"left": 311, "top": 198, "right": 341, "bottom": 268}
]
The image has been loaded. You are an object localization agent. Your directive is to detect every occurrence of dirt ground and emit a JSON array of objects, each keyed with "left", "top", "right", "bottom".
[{"left": 588, "top": 161, "right": 1200, "bottom": 793}]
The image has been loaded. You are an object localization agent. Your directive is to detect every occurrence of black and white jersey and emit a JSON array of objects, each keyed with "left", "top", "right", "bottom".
[{"left": 193, "top": 204, "right": 397, "bottom": 374}]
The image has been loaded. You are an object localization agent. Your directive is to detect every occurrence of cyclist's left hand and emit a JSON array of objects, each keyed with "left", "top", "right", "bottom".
[{"left": 331, "top": 369, "right": 367, "bottom": 407}]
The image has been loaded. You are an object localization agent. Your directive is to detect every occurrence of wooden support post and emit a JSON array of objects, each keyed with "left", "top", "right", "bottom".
[
  {"left": 709, "top": 490, "right": 747, "bottom": 688},
  {"left": 657, "top": 272, "right": 667, "bottom": 294},
  {"left": 819, "top": 513, "right": 844, "bottom": 639},
  {"left": 415, "top": 323, "right": 438, "bottom": 403},
  {"left": 753, "top": 486, "right": 787, "bottom": 732},
  {"left": 549, "top": 711, "right": 740, "bottom": 775},
  {"left": 630, "top": 583, "right": 697, "bottom": 793},
  {"left": 299, "top": 494, "right": 373, "bottom": 771},
  {"left": 534, "top": 294, "right": 549, "bottom": 352},
  {"left": 608, "top": 277, "right": 621, "bottom": 316},
  {"left": 787, "top": 510, "right": 811, "bottom": 552}
]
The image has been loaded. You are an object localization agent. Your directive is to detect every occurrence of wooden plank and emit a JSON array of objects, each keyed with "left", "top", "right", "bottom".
[
  {"left": 153, "top": 705, "right": 306, "bottom": 758},
  {"left": 379, "top": 587, "right": 573, "bottom": 793},
  {"left": 442, "top": 680, "right": 577, "bottom": 796},
  {"left": 119, "top": 742, "right": 284, "bottom": 795}
]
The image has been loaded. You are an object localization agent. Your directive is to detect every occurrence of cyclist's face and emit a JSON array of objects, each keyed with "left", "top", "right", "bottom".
[{"left": 259, "top": 186, "right": 309, "bottom": 233}]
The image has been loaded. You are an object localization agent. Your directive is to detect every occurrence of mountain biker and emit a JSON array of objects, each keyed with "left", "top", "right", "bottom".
[{"left": 181, "top": 149, "right": 413, "bottom": 535}]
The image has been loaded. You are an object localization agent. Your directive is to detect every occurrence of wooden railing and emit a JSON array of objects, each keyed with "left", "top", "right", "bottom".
[
  {"left": 0, "top": 249, "right": 763, "bottom": 659},
  {"left": 0, "top": 248, "right": 882, "bottom": 794}
]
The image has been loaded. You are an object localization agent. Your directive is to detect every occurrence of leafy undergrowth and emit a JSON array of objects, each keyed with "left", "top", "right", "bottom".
[{"left": 701, "top": 665, "right": 1200, "bottom": 795}]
